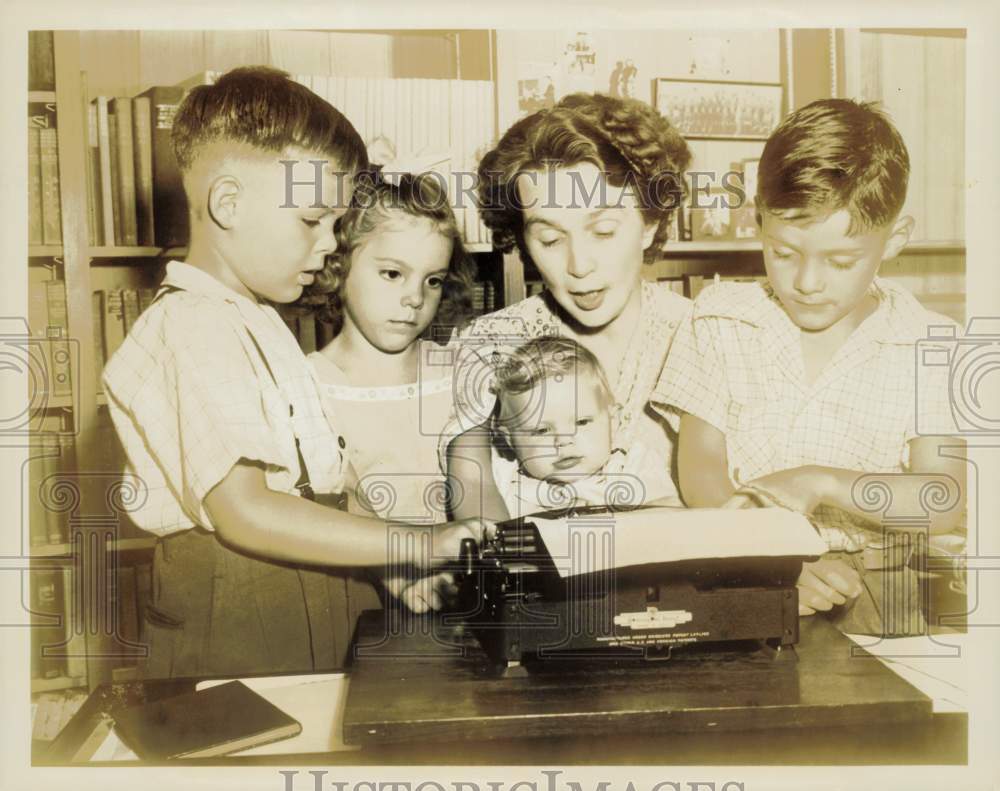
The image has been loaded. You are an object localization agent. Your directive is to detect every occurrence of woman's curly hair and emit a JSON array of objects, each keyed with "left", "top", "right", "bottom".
[
  {"left": 477, "top": 92, "right": 691, "bottom": 266},
  {"left": 301, "top": 170, "right": 476, "bottom": 341}
]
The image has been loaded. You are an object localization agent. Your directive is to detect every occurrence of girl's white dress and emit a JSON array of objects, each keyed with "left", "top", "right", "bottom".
[{"left": 308, "top": 340, "right": 455, "bottom": 523}]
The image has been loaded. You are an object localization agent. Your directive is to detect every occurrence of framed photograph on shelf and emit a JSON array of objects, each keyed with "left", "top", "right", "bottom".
[{"left": 654, "top": 79, "right": 783, "bottom": 140}]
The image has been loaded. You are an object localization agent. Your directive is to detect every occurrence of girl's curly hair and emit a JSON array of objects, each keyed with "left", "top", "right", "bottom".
[
  {"left": 477, "top": 92, "right": 691, "bottom": 266},
  {"left": 301, "top": 170, "right": 475, "bottom": 340}
]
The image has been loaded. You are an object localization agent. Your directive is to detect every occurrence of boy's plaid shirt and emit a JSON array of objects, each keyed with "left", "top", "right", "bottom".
[
  {"left": 653, "top": 277, "right": 959, "bottom": 551},
  {"left": 103, "top": 261, "right": 346, "bottom": 536}
]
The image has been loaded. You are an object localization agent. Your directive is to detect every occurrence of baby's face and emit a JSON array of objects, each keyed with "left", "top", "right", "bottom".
[{"left": 500, "top": 373, "right": 613, "bottom": 483}]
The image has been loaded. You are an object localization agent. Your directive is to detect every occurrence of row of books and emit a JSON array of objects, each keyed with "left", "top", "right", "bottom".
[
  {"left": 31, "top": 562, "right": 148, "bottom": 682},
  {"left": 278, "top": 280, "right": 501, "bottom": 355},
  {"left": 27, "top": 277, "right": 73, "bottom": 398},
  {"left": 471, "top": 281, "right": 500, "bottom": 315},
  {"left": 187, "top": 70, "right": 496, "bottom": 248},
  {"left": 93, "top": 288, "right": 157, "bottom": 389},
  {"left": 85, "top": 93, "right": 160, "bottom": 248},
  {"left": 27, "top": 433, "right": 74, "bottom": 548},
  {"left": 28, "top": 107, "right": 62, "bottom": 246}
]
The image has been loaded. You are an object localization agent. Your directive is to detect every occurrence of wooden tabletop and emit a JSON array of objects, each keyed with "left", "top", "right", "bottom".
[{"left": 39, "top": 611, "right": 966, "bottom": 766}]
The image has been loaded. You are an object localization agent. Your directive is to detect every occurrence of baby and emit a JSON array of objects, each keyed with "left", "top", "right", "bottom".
[{"left": 490, "top": 336, "right": 680, "bottom": 517}]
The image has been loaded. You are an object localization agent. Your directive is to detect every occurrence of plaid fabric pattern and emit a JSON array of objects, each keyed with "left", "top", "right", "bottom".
[
  {"left": 653, "top": 277, "right": 959, "bottom": 551},
  {"left": 103, "top": 261, "right": 346, "bottom": 536}
]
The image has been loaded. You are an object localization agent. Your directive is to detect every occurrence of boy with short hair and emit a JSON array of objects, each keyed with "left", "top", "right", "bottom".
[
  {"left": 103, "top": 67, "right": 483, "bottom": 678},
  {"left": 655, "top": 98, "right": 965, "bottom": 634}
]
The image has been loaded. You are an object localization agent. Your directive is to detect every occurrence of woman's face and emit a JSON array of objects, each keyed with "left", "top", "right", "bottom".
[{"left": 515, "top": 162, "right": 656, "bottom": 329}]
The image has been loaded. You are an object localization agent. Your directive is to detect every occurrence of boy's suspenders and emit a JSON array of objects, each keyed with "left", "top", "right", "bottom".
[{"left": 153, "top": 284, "right": 316, "bottom": 501}]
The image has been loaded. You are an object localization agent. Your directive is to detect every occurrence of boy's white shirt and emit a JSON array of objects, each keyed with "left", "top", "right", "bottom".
[
  {"left": 102, "top": 260, "right": 346, "bottom": 537},
  {"left": 653, "top": 276, "right": 959, "bottom": 551}
]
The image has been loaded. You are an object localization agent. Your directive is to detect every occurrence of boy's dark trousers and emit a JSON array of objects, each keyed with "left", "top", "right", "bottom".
[{"left": 141, "top": 527, "right": 382, "bottom": 679}]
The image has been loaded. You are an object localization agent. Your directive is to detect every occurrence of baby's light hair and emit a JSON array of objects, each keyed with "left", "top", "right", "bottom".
[{"left": 492, "top": 336, "right": 614, "bottom": 427}]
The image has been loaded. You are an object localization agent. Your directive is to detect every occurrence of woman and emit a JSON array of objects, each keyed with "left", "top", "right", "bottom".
[{"left": 445, "top": 92, "right": 693, "bottom": 520}]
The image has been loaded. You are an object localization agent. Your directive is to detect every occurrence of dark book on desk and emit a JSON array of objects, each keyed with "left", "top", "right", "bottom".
[{"left": 112, "top": 680, "right": 301, "bottom": 760}]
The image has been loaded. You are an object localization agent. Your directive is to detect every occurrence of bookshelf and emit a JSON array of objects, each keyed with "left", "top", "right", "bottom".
[{"left": 29, "top": 32, "right": 160, "bottom": 695}]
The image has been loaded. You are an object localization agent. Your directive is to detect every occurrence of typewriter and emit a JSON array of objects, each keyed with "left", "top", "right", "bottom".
[{"left": 454, "top": 505, "right": 826, "bottom": 669}]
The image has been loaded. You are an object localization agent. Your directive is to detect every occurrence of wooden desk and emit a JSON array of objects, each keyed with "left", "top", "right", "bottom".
[{"left": 39, "top": 612, "right": 967, "bottom": 766}]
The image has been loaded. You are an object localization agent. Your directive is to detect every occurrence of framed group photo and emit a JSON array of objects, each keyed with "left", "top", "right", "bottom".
[{"left": 654, "top": 78, "right": 784, "bottom": 140}]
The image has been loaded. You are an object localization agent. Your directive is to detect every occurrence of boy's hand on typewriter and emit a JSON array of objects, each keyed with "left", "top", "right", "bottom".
[
  {"left": 391, "top": 572, "right": 459, "bottom": 614},
  {"left": 426, "top": 518, "right": 495, "bottom": 568},
  {"left": 797, "top": 558, "right": 863, "bottom": 615}
]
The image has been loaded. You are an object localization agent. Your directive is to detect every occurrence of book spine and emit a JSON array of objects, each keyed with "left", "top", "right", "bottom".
[
  {"left": 121, "top": 289, "right": 140, "bottom": 335},
  {"left": 85, "top": 102, "right": 102, "bottom": 246},
  {"left": 397, "top": 80, "right": 413, "bottom": 163},
  {"left": 108, "top": 112, "right": 122, "bottom": 246},
  {"left": 379, "top": 78, "right": 395, "bottom": 148},
  {"left": 297, "top": 313, "right": 317, "bottom": 354},
  {"left": 132, "top": 97, "right": 155, "bottom": 247},
  {"left": 62, "top": 560, "right": 87, "bottom": 678},
  {"left": 137, "top": 287, "right": 156, "bottom": 315},
  {"left": 30, "top": 568, "right": 65, "bottom": 680},
  {"left": 28, "top": 437, "right": 57, "bottom": 547},
  {"left": 39, "top": 127, "right": 62, "bottom": 245},
  {"left": 140, "top": 86, "right": 189, "bottom": 248},
  {"left": 110, "top": 98, "right": 138, "bottom": 246},
  {"left": 28, "top": 124, "right": 43, "bottom": 246},
  {"left": 315, "top": 318, "right": 334, "bottom": 349},
  {"left": 118, "top": 566, "right": 138, "bottom": 666},
  {"left": 364, "top": 76, "right": 376, "bottom": 145},
  {"left": 102, "top": 289, "right": 127, "bottom": 361},
  {"left": 44, "top": 279, "right": 72, "bottom": 398},
  {"left": 684, "top": 274, "right": 705, "bottom": 300},
  {"left": 92, "top": 291, "right": 106, "bottom": 393},
  {"left": 461, "top": 81, "right": 478, "bottom": 245},
  {"left": 134, "top": 562, "right": 152, "bottom": 644},
  {"left": 28, "top": 31, "right": 56, "bottom": 90},
  {"left": 95, "top": 98, "right": 116, "bottom": 247},
  {"left": 46, "top": 436, "right": 72, "bottom": 545}
]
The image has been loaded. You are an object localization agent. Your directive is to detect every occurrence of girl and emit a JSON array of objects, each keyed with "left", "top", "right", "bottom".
[
  {"left": 445, "top": 92, "right": 693, "bottom": 521},
  {"left": 306, "top": 171, "right": 476, "bottom": 609}
]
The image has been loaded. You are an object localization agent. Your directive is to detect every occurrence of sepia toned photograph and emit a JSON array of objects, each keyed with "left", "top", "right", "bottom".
[{"left": 3, "top": 6, "right": 999, "bottom": 790}]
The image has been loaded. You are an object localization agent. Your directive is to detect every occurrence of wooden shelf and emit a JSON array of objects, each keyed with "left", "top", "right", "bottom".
[
  {"left": 89, "top": 246, "right": 167, "bottom": 259},
  {"left": 902, "top": 241, "right": 965, "bottom": 254},
  {"left": 31, "top": 675, "right": 85, "bottom": 694},
  {"left": 31, "top": 245, "right": 172, "bottom": 260},
  {"left": 28, "top": 91, "right": 57, "bottom": 104},
  {"left": 29, "top": 245, "right": 64, "bottom": 258},
  {"left": 33, "top": 393, "right": 106, "bottom": 410},
  {"left": 664, "top": 240, "right": 762, "bottom": 254}
]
